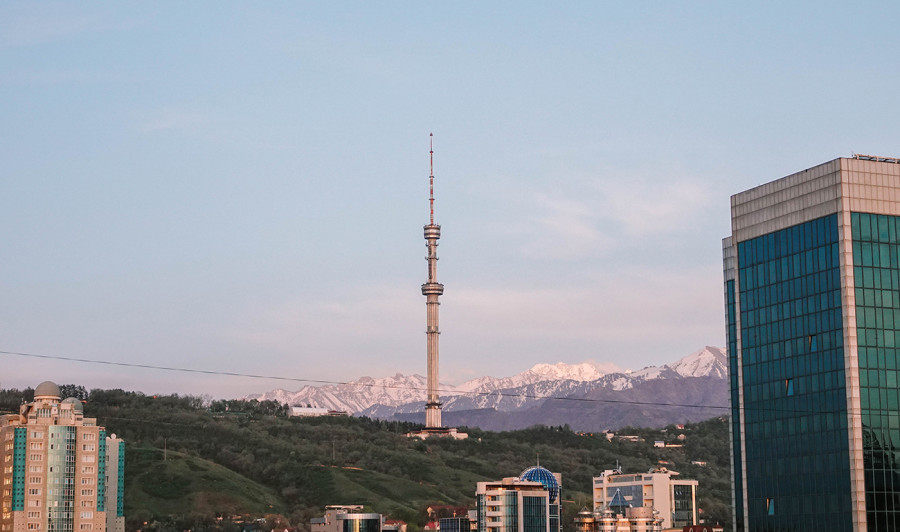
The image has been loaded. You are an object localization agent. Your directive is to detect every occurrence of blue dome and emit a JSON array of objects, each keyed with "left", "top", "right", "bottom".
[{"left": 520, "top": 466, "right": 560, "bottom": 503}]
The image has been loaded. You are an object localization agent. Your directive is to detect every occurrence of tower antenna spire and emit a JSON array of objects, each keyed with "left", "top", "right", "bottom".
[{"left": 429, "top": 132, "right": 435, "bottom": 225}]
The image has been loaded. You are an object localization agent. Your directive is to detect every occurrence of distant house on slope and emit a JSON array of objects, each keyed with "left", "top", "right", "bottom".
[{"left": 290, "top": 406, "right": 350, "bottom": 417}]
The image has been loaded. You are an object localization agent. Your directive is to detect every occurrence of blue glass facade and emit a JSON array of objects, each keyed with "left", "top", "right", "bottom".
[
  {"left": 11, "top": 428, "right": 26, "bottom": 512},
  {"left": 116, "top": 441, "right": 125, "bottom": 518},
  {"left": 734, "top": 214, "right": 852, "bottom": 532},
  {"left": 522, "top": 496, "right": 546, "bottom": 532},
  {"left": 97, "top": 430, "right": 106, "bottom": 513},
  {"left": 725, "top": 278, "right": 744, "bottom": 531},
  {"left": 851, "top": 212, "right": 900, "bottom": 531}
]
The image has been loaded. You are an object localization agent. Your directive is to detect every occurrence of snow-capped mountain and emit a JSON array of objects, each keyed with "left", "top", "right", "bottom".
[
  {"left": 454, "top": 361, "right": 620, "bottom": 394},
  {"left": 246, "top": 346, "right": 728, "bottom": 426},
  {"left": 248, "top": 373, "right": 435, "bottom": 412},
  {"left": 668, "top": 346, "right": 727, "bottom": 378}
]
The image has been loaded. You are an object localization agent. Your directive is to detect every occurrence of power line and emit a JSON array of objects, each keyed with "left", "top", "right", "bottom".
[{"left": 0, "top": 348, "right": 731, "bottom": 411}]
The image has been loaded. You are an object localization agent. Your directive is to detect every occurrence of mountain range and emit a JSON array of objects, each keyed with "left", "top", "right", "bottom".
[{"left": 248, "top": 346, "right": 729, "bottom": 431}]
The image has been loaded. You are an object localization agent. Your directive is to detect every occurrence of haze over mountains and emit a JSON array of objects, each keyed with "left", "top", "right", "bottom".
[{"left": 249, "top": 346, "right": 728, "bottom": 431}]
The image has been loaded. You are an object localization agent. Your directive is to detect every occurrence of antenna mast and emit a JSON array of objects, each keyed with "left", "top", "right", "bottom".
[{"left": 429, "top": 132, "right": 435, "bottom": 224}]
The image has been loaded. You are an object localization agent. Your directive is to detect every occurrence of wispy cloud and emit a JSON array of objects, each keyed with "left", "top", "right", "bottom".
[
  {"left": 489, "top": 169, "right": 715, "bottom": 261},
  {"left": 518, "top": 192, "right": 615, "bottom": 259},
  {"left": 593, "top": 177, "right": 713, "bottom": 237},
  {"left": 227, "top": 284, "right": 420, "bottom": 367}
]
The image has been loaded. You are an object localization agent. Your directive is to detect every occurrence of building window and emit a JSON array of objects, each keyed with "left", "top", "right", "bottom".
[
  {"left": 27, "top": 489, "right": 40, "bottom": 496},
  {"left": 29, "top": 465, "right": 42, "bottom": 473},
  {"left": 785, "top": 379, "right": 794, "bottom": 396},
  {"left": 79, "top": 511, "right": 93, "bottom": 519},
  {"left": 81, "top": 444, "right": 94, "bottom": 452},
  {"left": 82, "top": 434, "right": 95, "bottom": 441},
  {"left": 80, "top": 489, "right": 94, "bottom": 496},
  {"left": 79, "top": 525, "right": 93, "bottom": 530},
  {"left": 29, "top": 443, "right": 42, "bottom": 451},
  {"left": 80, "top": 478, "right": 94, "bottom": 485},
  {"left": 82, "top": 466, "right": 94, "bottom": 474},
  {"left": 29, "top": 454, "right": 41, "bottom": 461},
  {"left": 27, "top": 512, "right": 40, "bottom": 519},
  {"left": 81, "top": 455, "right": 94, "bottom": 463},
  {"left": 30, "top": 432, "right": 43, "bottom": 439},
  {"left": 28, "top": 500, "right": 40, "bottom": 508},
  {"left": 27, "top": 524, "right": 41, "bottom": 530}
]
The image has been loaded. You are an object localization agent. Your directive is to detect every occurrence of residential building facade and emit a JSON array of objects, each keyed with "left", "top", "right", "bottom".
[
  {"left": 724, "top": 155, "right": 900, "bottom": 531},
  {"left": 0, "top": 381, "right": 124, "bottom": 532},
  {"left": 591, "top": 468, "right": 697, "bottom": 530}
]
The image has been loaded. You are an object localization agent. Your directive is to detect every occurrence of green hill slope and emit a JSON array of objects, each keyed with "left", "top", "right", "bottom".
[
  {"left": 1, "top": 387, "right": 732, "bottom": 532},
  {"left": 124, "top": 446, "right": 287, "bottom": 526}
]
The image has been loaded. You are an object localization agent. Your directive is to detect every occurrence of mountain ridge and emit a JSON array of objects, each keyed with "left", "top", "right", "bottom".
[{"left": 247, "top": 346, "right": 727, "bottom": 430}]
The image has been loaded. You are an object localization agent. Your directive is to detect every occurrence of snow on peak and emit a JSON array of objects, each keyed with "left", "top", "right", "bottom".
[
  {"left": 668, "top": 346, "right": 727, "bottom": 378},
  {"left": 528, "top": 361, "right": 612, "bottom": 381},
  {"left": 455, "top": 360, "right": 620, "bottom": 394}
]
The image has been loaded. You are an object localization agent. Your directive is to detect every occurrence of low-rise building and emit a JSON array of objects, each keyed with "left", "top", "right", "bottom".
[
  {"left": 311, "top": 506, "right": 381, "bottom": 532},
  {"left": 592, "top": 468, "right": 697, "bottom": 530}
]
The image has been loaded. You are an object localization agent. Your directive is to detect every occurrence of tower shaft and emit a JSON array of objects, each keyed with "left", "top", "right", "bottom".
[{"left": 421, "top": 134, "right": 443, "bottom": 429}]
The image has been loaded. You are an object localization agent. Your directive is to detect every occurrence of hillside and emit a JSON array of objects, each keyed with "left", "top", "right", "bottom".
[
  {"left": 124, "top": 447, "right": 288, "bottom": 527},
  {"left": 2, "top": 387, "right": 733, "bottom": 532}
]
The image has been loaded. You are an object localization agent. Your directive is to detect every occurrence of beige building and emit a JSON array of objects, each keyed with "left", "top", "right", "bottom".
[
  {"left": 310, "top": 505, "right": 382, "bottom": 532},
  {"left": 1, "top": 381, "right": 124, "bottom": 532},
  {"left": 592, "top": 468, "right": 697, "bottom": 530}
]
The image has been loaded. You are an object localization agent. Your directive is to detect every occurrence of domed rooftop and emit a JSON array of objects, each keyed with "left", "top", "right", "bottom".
[
  {"left": 34, "top": 381, "right": 60, "bottom": 400},
  {"left": 62, "top": 397, "right": 84, "bottom": 412},
  {"left": 520, "top": 466, "right": 560, "bottom": 503}
]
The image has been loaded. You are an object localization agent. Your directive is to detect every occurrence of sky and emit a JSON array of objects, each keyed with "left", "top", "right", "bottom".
[{"left": 2, "top": 2, "right": 900, "bottom": 399}]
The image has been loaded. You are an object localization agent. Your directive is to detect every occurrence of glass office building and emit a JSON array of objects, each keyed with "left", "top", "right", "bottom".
[
  {"left": 724, "top": 155, "right": 900, "bottom": 531},
  {"left": 475, "top": 467, "right": 561, "bottom": 532}
]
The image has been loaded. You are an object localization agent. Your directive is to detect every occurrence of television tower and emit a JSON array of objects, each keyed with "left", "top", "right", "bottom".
[{"left": 422, "top": 133, "right": 444, "bottom": 429}]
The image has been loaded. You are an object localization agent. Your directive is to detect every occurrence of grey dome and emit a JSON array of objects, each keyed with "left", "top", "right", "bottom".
[
  {"left": 34, "top": 381, "right": 60, "bottom": 399},
  {"left": 62, "top": 397, "right": 84, "bottom": 412}
]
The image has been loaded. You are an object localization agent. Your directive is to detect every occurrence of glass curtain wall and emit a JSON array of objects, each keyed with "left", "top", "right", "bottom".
[
  {"left": 725, "top": 278, "right": 744, "bottom": 531},
  {"left": 736, "top": 214, "right": 851, "bottom": 532},
  {"left": 851, "top": 212, "right": 900, "bottom": 531}
]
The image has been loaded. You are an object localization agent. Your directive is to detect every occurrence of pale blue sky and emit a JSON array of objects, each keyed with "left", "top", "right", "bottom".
[{"left": 3, "top": 2, "right": 899, "bottom": 398}]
